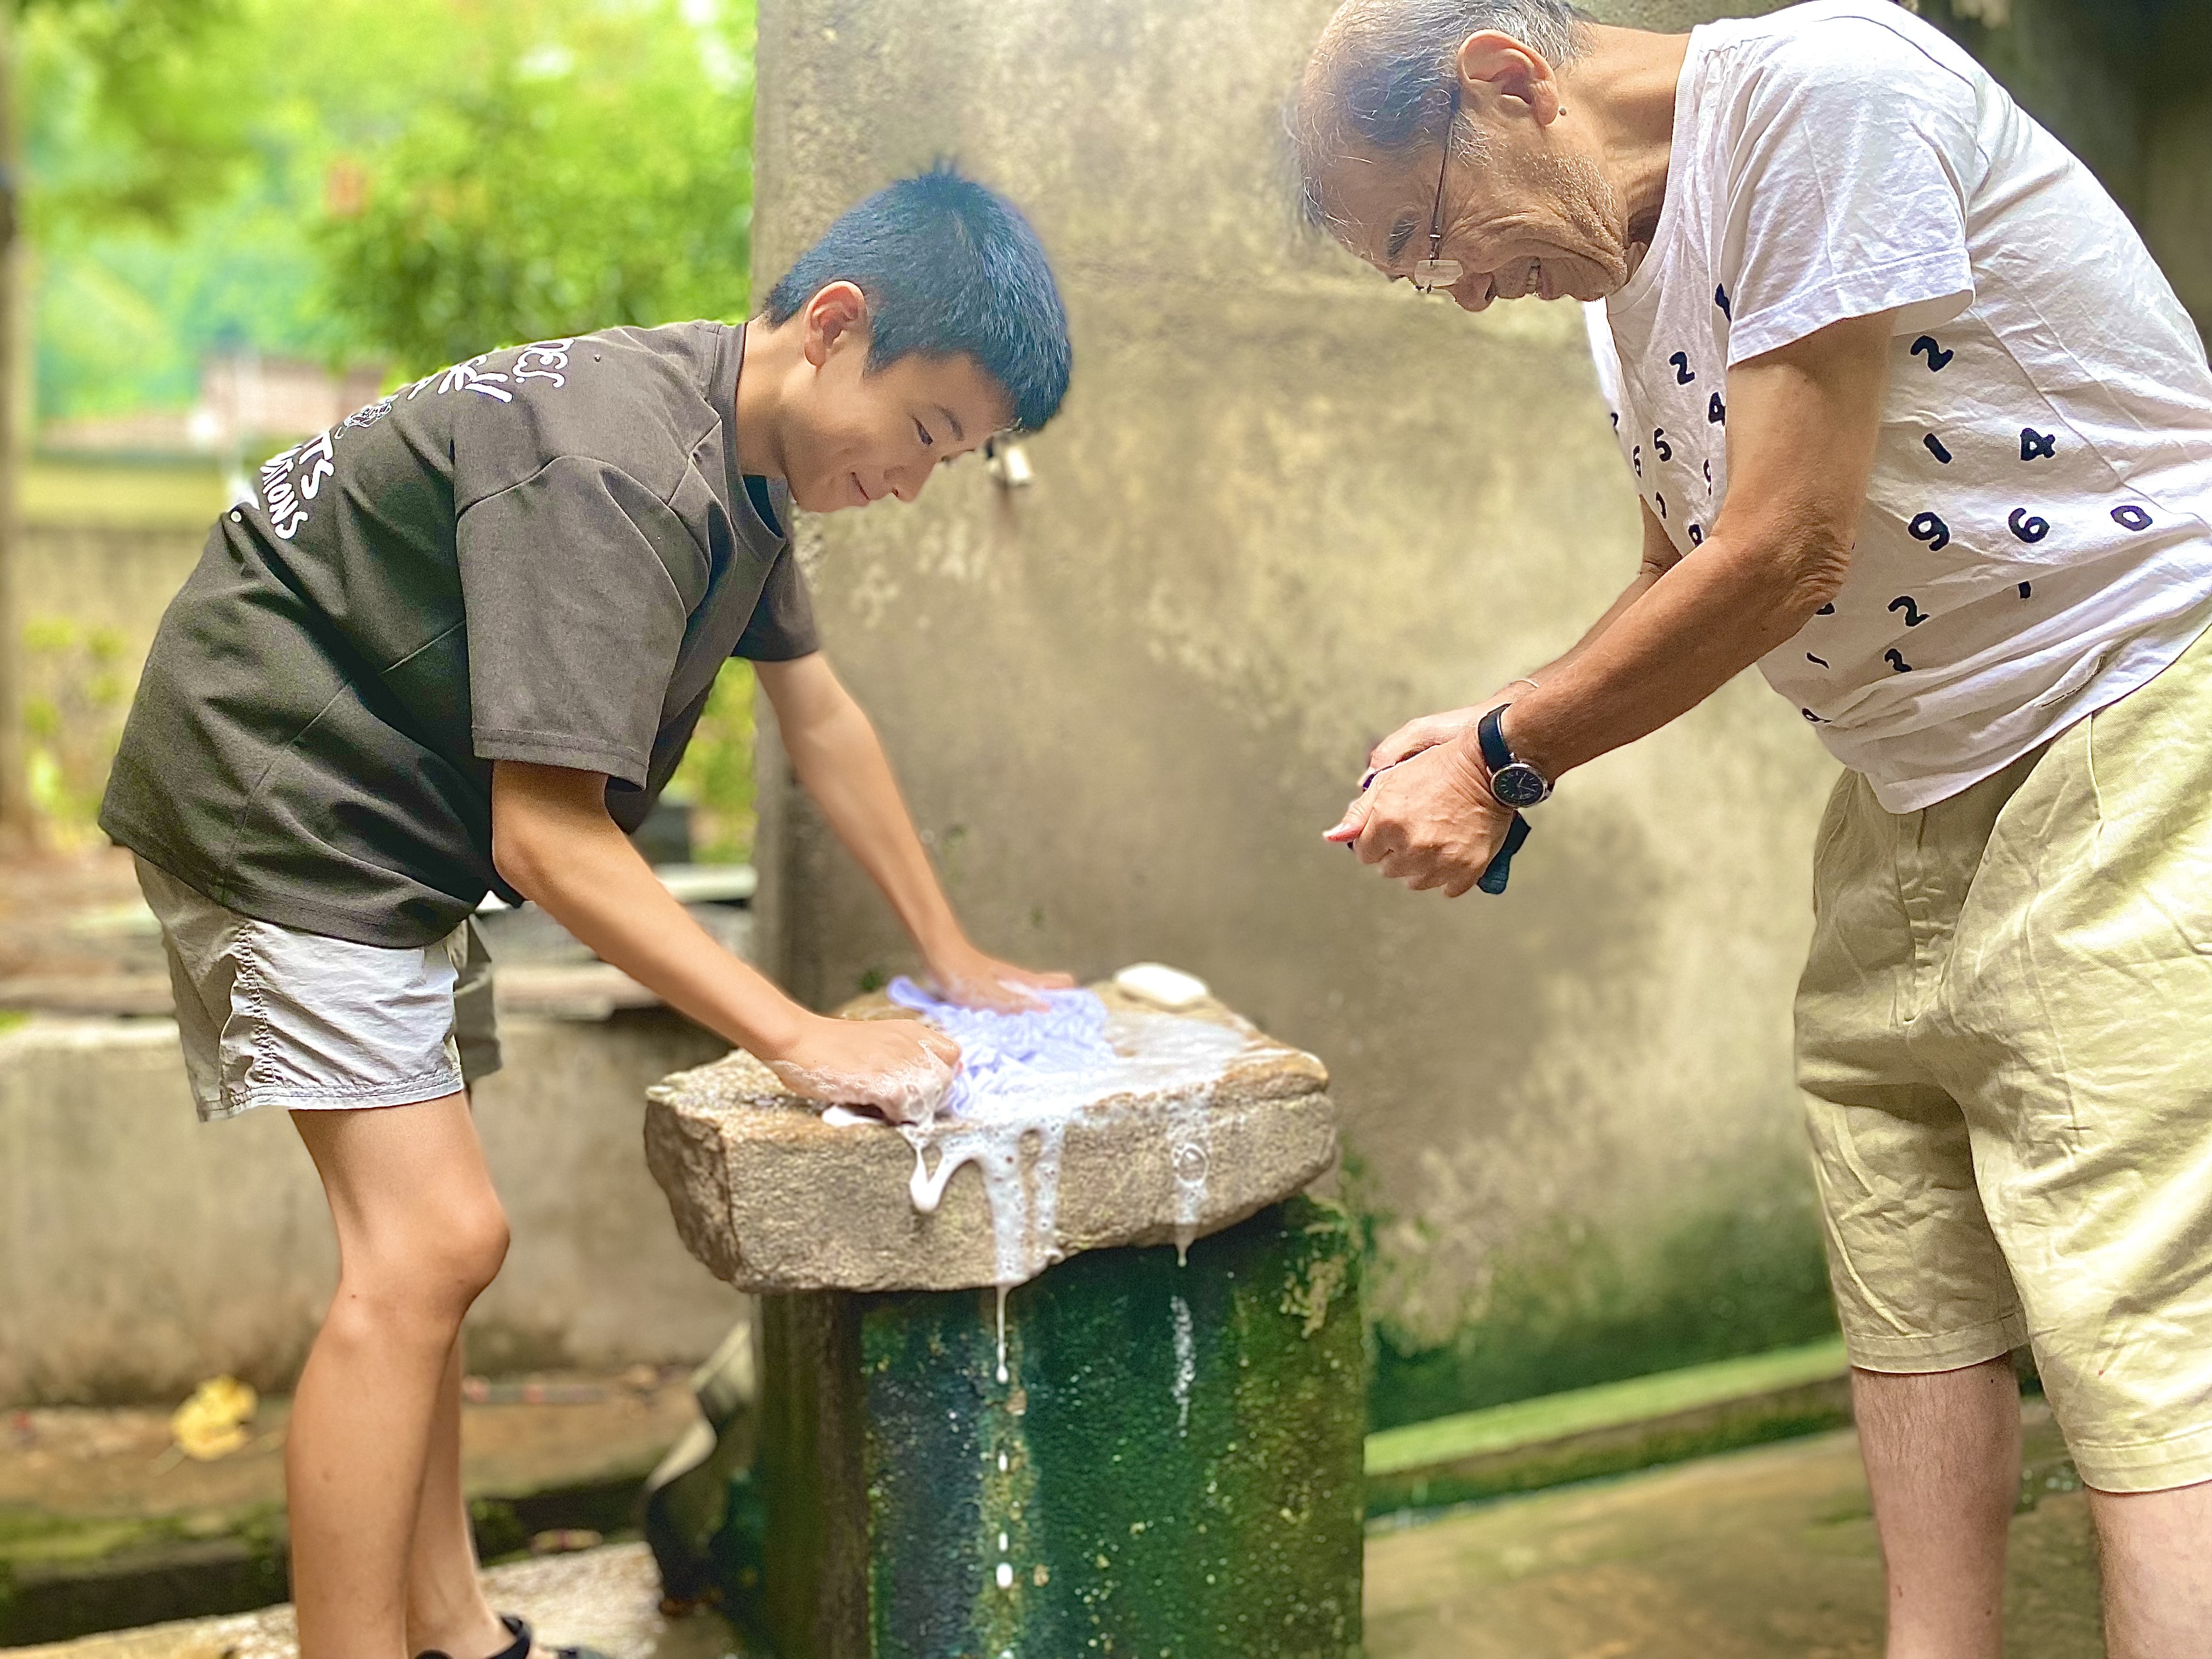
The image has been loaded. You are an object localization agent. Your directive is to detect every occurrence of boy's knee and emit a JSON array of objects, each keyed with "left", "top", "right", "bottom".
[{"left": 333, "top": 1189, "right": 510, "bottom": 1337}]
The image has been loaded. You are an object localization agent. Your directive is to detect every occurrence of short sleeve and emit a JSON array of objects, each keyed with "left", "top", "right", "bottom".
[
  {"left": 1717, "top": 20, "right": 1981, "bottom": 366},
  {"left": 458, "top": 456, "right": 707, "bottom": 786},
  {"left": 732, "top": 543, "right": 820, "bottom": 662}
]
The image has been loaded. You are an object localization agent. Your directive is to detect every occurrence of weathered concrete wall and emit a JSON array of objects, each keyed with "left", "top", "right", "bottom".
[
  {"left": 751, "top": 0, "right": 1841, "bottom": 1429},
  {"left": 0, "top": 1010, "right": 742, "bottom": 1404}
]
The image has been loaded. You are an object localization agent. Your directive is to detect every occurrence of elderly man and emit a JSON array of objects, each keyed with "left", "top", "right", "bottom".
[{"left": 1295, "top": 0, "right": 2212, "bottom": 1651}]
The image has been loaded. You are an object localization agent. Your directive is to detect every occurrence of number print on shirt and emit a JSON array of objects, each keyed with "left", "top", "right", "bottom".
[
  {"left": 1910, "top": 336, "right": 1954, "bottom": 372},
  {"left": 1888, "top": 596, "right": 1928, "bottom": 627},
  {"left": 1688, "top": 523, "right": 1705, "bottom": 546},
  {"left": 1909, "top": 511, "right": 1951, "bottom": 551},
  {"left": 1702, "top": 459, "right": 1714, "bottom": 492},
  {"left": 1714, "top": 284, "right": 1732, "bottom": 319},
  {"left": 2008, "top": 508, "right": 2051, "bottom": 544},
  {"left": 1652, "top": 428, "right": 1673, "bottom": 463},
  {"left": 1923, "top": 434, "right": 1953, "bottom": 464},
  {"left": 2018, "top": 582, "right": 2033, "bottom": 598},
  {"left": 1632, "top": 445, "right": 1643, "bottom": 478},
  {"left": 1884, "top": 648, "right": 1913, "bottom": 673},
  {"left": 1610, "top": 411, "right": 1620, "bottom": 430},
  {"left": 1669, "top": 352, "right": 1696, "bottom": 385},
  {"left": 2019, "top": 428, "right": 2057, "bottom": 462},
  {"left": 1816, "top": 602, "right": 1837, "bottom": 616},
  {"left": 2113, "top": 504, "right": 2153, "bottom": 531},
  {"left": 1655, "top": 493, "right": 1668, "bottom": 520},
  {"left": 1707, "top": 392, "right": 1726, "bottom": 425},
  {"left": 1806, "top": 652, "right": 1829, "bottom": 668}
]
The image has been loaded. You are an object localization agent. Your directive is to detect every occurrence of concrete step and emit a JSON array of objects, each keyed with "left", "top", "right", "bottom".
[
  {"left": 0, "top": 1373, "right": 703, "bottom": 1649},
  {"left": 1364, "top": 1338, "right": 1854, "bottom": 1514}
]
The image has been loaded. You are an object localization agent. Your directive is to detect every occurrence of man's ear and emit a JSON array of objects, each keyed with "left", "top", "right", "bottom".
[
  {"left": 802, "top": 280, "right": 871, "bottom": 368},
  {"left": 1456, "top": 30, "right": 1562, "bottom": 126}
]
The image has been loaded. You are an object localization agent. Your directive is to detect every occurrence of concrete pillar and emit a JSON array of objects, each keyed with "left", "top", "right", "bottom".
[
  {"left": 645, "top": 986, "right": 1363, "bottom": 1657},
  {"left": 746, "top": 0, "right": 1846, "bottom": 1435}
]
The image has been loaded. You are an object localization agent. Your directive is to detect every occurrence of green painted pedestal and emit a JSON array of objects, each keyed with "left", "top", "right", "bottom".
[{"left": 727, "top": 1196, "right": 1365, "bottom": 1659}]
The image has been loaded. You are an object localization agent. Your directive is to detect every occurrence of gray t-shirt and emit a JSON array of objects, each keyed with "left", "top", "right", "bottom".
[{"left": 101, "top": 320, "right": 816, "bottom": 948}]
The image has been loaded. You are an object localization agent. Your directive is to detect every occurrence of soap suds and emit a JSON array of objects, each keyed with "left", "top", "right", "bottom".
[
  {"left": 877, "top": 978, "right": 1250, "bottom": 1295},
  {"left": 1171, "top": 1294, "right": 1197, "bottom": 1435}
]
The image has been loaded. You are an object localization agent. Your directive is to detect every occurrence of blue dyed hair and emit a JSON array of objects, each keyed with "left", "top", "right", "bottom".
[{"left": 764, "top": 163, "right": 1072, "bottom": 433}]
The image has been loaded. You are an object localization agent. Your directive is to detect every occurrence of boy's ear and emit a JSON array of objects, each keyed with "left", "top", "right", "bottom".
[{"left": 802, "top": 281, "right": 871, "bottom": 368}]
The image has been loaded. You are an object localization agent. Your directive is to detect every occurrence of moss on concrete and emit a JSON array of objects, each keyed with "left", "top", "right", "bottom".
[
  {"left": 1363, "top": 1180, "right": 1837, "bottom": 1433},
  {"left": 744, "top": 1198, "right": 1366, "bottom": 1659}
]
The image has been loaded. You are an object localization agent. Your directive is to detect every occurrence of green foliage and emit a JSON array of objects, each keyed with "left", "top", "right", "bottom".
[
  {"left": 25, "top": 0, "right": 758, "bottom": 414},
  {"left": 17, "top": 0, "right": 252, "bottom": 234},
  {"left": 664, "top": 659, "right": 758, "bottom": 865},
  {"left": 19, "top": 617, "right": 131, "bottom": 841},
  {"left": 314, "top": 0, "right": 756, "bottom": 375}
]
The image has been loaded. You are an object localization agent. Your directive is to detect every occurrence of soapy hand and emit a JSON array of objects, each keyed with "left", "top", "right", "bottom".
[
  {"left": 766, "top": 1014, "right": 962, "bottom": 1126},
  {"left": 1324, "top": 732, "right": 1517, "bottom": 897},
  {"left": 1362, "top": 695, "right": 1514, "bottom": 787},
  {"left": 923, "top": 940, "right": 1076, "bottom": 1014}
]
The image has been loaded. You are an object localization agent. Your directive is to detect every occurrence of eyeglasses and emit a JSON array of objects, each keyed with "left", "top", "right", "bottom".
[{"left": 1412, "top": 84, "right": 1465, "bottom": 295}]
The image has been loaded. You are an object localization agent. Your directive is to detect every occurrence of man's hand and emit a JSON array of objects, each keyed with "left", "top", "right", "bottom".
[
  {"left": 765, "top": 1013, "right": 962, "bottom": 1126},
  {"left": 1365, "top": 696, "right": 1514, "bottom": 781},
  {"left": 924, "top": 940, "right": 1077, "bottom": 1013},
  {"left": 1324, "top": 733, "right": 1517, "bottom": 896}
]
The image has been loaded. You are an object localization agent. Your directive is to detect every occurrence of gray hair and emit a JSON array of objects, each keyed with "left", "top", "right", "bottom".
[{"left": 1291, "top": 0, "right": 1594, "bottom": 228}]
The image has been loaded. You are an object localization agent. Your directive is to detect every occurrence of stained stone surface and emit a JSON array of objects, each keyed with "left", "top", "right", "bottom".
[
  {"left": 644, "top": 984, "right": 1338, "bottom": 1294},
  {"left": 737, "top": 1198, "right": 1367, "bottom": 1659}
]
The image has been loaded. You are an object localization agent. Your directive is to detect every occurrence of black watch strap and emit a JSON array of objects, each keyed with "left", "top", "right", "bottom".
[{"left": 1476, "top": 706, "right": 1514, "bottom": 774}]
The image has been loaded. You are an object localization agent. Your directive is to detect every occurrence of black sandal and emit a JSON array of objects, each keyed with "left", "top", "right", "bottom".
[{"left": 417, "top": 1613, "right": 612, "bottom": 1659}]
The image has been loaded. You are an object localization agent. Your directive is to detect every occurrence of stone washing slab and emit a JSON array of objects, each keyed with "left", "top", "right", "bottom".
[{"left": 644, "top": 985, "right": 1337, "bottom": 1294}]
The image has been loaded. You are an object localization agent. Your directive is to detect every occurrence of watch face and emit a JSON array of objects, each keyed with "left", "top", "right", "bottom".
[{"left": 1491, "top": 763, "right": 1550, "bottom": 809}]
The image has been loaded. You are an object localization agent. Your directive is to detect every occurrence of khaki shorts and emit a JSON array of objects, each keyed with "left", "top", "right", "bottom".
[
  {"left": 1797, "top": 622, "right": 2212, "bottom": 1493},
  {"left": 136, "top": 857, "right": 501, "bottom": 1122}
]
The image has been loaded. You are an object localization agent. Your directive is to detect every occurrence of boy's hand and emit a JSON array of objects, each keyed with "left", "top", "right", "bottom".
[
  {"left": 766, "top": 1014, "right": 962, "bottom": 1125},
  {"left": 925, "top": 940, "right": 1077, "bottom": 1013}
]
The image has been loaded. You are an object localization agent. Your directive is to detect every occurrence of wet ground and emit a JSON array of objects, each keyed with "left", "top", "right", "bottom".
[{"left": 4, "top": 1400, "right": 2103, "bottom": 1659}]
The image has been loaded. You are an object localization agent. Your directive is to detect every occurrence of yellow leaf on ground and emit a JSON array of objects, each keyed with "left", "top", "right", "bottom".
[{"left": 171, "top": 1375, "right": 258, "bottom": 1461}]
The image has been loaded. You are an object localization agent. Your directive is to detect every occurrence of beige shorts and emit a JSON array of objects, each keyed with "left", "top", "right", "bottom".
[
  {"left": 136, "top": 857, "right": 501, "bottom": 1122},
  {"left": 1797, "top": 622, "right": 2212, "bottom": 1493}
]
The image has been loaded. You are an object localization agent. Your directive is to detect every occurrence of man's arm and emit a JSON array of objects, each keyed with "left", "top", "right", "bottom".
[
  {"left": 490, "top": 761, "right": 960, "bottom": 1122},
  {"left": 755, "top": 653, "right": 1072, "bottom": 1011},
  {"left": 1333, "top": 309, "right": 1892, "bottom": 893},
  {"left": 1503, "top": 311, "right": 1892, "bottom": 774}
]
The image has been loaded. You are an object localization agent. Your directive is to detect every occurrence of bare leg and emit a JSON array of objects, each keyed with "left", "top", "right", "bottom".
[
  {"left": 2089, "top": 1479, "right": 2212, "bottom": 1658},
  {"left": 1852, "top": 1356, "right": 2020, "bottom": 1659},
  {"left": 289, "top": 1095, "right": 511, "bottom": 1659},
  {"left": 403, "top": 1338, "right": 512, "bottom": 1659}
]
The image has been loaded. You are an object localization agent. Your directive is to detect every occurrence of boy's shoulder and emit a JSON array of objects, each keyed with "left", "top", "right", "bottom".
[{"left": 408, "top": 320, "right": 741, "bottom": 511}]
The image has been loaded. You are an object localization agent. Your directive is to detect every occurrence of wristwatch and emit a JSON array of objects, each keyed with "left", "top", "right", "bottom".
[{"left": 1475, "top": 706, "right": 1553, "bottom": 809}]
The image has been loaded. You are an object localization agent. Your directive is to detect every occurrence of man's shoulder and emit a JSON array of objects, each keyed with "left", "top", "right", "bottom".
[{"left": 1701, "top": 1, "right": 1982, "bottom": 106}]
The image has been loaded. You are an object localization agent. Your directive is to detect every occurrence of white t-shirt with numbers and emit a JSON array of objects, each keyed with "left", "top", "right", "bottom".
[{"left": 1585, "top": 0, "right": 2212, "bottom": 812}]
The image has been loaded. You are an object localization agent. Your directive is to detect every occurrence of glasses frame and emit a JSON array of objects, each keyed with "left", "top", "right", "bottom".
[{"left": 1412, "top": 84, "right": 1465, "bottom": 295}]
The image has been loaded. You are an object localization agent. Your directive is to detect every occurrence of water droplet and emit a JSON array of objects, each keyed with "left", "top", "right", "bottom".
[{"left": 996, "top": 1561, "right": 1015, "bottom": 1590}]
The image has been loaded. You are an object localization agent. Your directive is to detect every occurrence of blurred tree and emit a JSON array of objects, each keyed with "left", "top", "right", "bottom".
[
  {"left": 2, "top": 0, "right": 250, "bottom": 843},
  {"left": 318, "top": 0, "right": 757, "bottom": 374}
]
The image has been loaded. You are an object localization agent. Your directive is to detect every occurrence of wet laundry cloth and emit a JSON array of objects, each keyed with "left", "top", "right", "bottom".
[{"left": 886, "top": 978, "right": 1116, "bottom": 1118}]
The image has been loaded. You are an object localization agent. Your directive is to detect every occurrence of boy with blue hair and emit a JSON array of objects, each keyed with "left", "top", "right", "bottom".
[{"left": 101, "top": 163, "right": 1072, "bottom": 1659}]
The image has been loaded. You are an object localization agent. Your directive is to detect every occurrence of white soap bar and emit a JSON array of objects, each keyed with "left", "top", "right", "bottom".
[{"left": 1113, "top": 962, "right": 1211, "bottom": 1010}]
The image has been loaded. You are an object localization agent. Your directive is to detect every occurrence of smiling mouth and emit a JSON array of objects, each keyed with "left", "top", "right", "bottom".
[{"left": 851, "top": 472, "right": 872, "bottom": 505}]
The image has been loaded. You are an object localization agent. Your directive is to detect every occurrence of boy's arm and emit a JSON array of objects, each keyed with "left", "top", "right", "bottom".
[
  {"left": 490, "top": 760, "right": 960, "bottom": 1124},
  {"left": 755, "top": 653, "right": 1073, "bottom": 1012}
]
